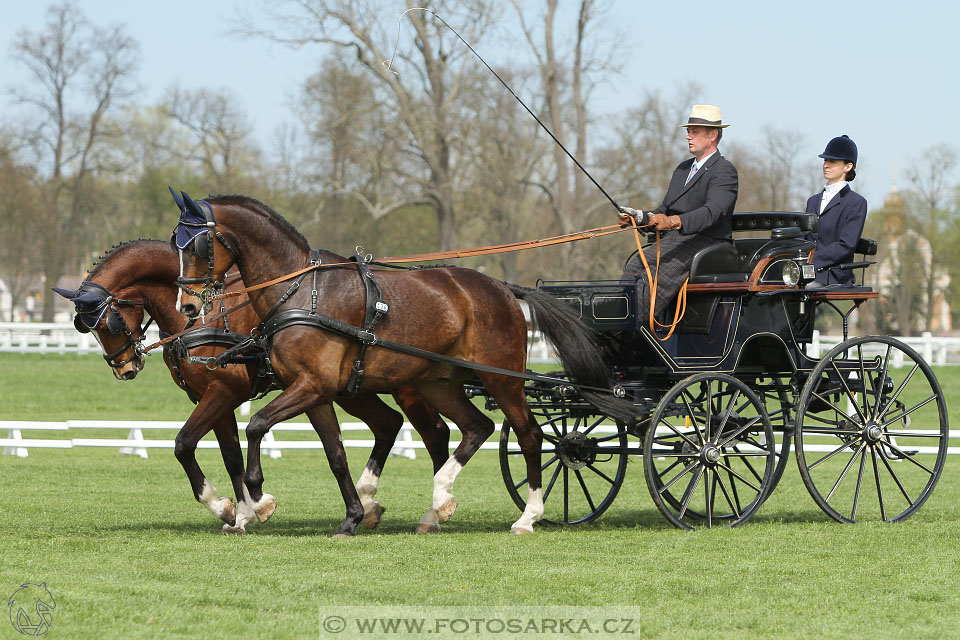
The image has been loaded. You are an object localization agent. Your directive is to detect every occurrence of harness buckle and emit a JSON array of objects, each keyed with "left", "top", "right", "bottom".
[{"left": 357, "top": 330, "right": 378, "bottom": 346}]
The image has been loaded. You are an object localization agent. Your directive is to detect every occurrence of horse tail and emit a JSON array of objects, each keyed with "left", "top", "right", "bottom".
[{"left": 507, "top": 284, "right": 635, "bottom": 422}]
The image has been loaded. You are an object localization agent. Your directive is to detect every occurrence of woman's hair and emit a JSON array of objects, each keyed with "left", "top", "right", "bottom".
[{"left": 846, "top": 165, "right": 857, "bottom": 182}]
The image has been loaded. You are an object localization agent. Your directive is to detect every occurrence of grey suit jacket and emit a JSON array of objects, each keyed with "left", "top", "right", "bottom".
[{"left": 651, "top": 153, "right": 739, "bottom": 241}]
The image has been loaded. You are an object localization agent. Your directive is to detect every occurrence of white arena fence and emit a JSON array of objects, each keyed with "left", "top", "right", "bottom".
[{"left": 4, "top": 421, "right": 960, "bottom": 460}]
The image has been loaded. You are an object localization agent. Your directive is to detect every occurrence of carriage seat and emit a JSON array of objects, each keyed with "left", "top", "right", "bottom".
[{"left": 687, "top": 212, "right": 819, "bottom": 283}]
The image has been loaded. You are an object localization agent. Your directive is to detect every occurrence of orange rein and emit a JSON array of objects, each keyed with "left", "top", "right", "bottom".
[{"left": 143, "top": 219, "right": 688, "bottom": 353}]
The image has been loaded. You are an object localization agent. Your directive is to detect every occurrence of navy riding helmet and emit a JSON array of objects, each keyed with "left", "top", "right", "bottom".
[{"left": 819, "top": 134, "right": 858, "bottom": 165}]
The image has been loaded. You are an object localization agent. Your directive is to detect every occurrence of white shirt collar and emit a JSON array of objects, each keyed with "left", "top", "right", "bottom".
[
  {"left": 693, "top": 151, "right": 716, "bottom": 168},
  {"left": 823, "top": 181, "right": 847, "bottom": 195}
]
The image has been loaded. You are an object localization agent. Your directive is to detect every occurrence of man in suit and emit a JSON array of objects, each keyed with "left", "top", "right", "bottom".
[
  {"left": 804, "top": 135, "right": 867, "bottom": 288},
  {"left": 618, "top": 104, "right": 739, "bottom": 332}
]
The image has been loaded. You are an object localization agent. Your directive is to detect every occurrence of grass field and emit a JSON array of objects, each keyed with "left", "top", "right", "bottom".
[{"left": 1, "top": 353, "right": 959, "bottom": 639}]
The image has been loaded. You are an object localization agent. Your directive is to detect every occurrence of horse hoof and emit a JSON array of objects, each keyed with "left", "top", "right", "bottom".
[
  {"left": 362, "top": 502, "right": 385, "bottom": 529},
  {"left": 221, "top": 523, "right": 246, "bottom": 535},
  {"left": 510, "top": 526, "right": 534, "bottom": 535},
  {"left": 220, "top": 500, "right": 237, "bottom": 527},
  {"left": 332, "top": 532, "right": 354, "bottom": 539},
  {"left": 437, "top": 498, "right": 457, "bottom": 523},
  {"left": 255, "top": 495, "right": 276, "bottom": 523},
  {"left": 416, "top": 521, "right": 441, "bottom": 534}
]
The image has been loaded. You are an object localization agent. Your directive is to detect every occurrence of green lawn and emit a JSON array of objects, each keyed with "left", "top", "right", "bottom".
[{"left": 1, "top": 353, "right": 959, "bottom": 639}]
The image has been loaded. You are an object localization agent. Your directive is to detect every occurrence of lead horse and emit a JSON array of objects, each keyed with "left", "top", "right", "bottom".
[
  {"left": 173, "top": 192, "right": 616, "bottom": 535},
  {"left": 54, "top": 240, "right": 453, "bottom": 533}
]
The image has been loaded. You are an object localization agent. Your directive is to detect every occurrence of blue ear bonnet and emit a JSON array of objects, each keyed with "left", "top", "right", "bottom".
[
  {"left": 52, "top": 281, "right": 114, "bottom": 330},
  {"left": 170, "top": 188, "right": 214, "bottom": 250}
]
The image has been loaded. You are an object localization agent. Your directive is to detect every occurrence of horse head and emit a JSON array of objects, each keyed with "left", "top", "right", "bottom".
[
  {"left": 170, "top": 189, "right": 239, "bottom": 319},
  {"left": 53, "top": 281, "right": 148, "bottom": 380}
]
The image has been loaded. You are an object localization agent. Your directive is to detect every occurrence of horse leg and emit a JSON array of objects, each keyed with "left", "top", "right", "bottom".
[
  {"left": 333, "top": 394, "right": 405, "bottom": 529},
  {"left": 483, "top": 375, "right": 544, "bottom": 534},
  {"left": 394, "top": 386, "right": 451, "bottom": 475},
  {"left": 230, "top": 379, "right": 325, "bottom": 534},
  {"left": 411, "top": 383, "right": 495, "bottom": 534},
  {"left": 210, "top": 412, "right": 247, "bottom": 529},
  {"left": 304, "top": 404, "right": 365, "bottom": 537},
  {"left": 173, "top": 389, "right": 241, "bottom": 527}
]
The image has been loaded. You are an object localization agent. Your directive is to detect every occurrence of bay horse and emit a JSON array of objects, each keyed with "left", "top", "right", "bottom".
[
  {"left": 173, "top": 192, "right": 616, "bottom": 535},
  {"left": 53, "top": 240, "right": 452, "bottom": 533}
]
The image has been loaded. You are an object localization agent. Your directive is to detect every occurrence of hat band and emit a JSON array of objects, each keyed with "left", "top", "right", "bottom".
[{"left": 686, "top": 117, "right": 722, "bottom": 126}]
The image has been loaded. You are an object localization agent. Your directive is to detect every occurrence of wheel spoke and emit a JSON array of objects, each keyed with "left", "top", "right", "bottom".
[
  {"left": 584, "top": 461, "right": 617, "bottom": 485},
  {"left": 826, "top": 441, "right": 866, "bottom": 503},
  {"left": 705, "top": 380, "right": 715, "bottom": 442},
  {"left": 658, "top": 460, "right": 698, "bottom": 496},
  {"left": 580, "top": 415, "right": 608, "bottom": 437},
  {"left": 704, "top": 468, "right": 714, "bottom": 529},
  {"left": 871, "top": 446, "right": 886, "bottom": 521},
  {"left": 807, "top": 438, "right": 862, "bottom": 471},
  {"left": 799, "top": 426, "right": 862, "bottom": 436},
  {"left": 714, "top": 470, "right": 741, "bottom": 519},
  {"left": 679, "top": 466, "right": 705, "bottom": 520},
  {"left": 574, "top": 469, "right": 597, "bottom": 512},
  {"left": 716, "top": 415, "right": 762, "bottom": 448},
  {"left": 880, "top": 440, "right": 936, "bottom": 475},
  {"left": 542, "top": 461, "right": 563, "bottom": 502},
  {"left": 661, "top": 420, "right": 701, "bottom": 450},
  {"left": 877, "top": 445, "right": 914, "bottom": 507},
  {"left": 829, "top": 361, "right": 869, "bottom": 425},
  {"left": 876, "top": 363, "right": 921, "bottom": 420},
  {"left": 851, "top": 442, "right": 867, "bottom": 520},
  {"left": 809, "top": 389, "right": 859, "bottom": 424},
  {"left": 680, "top": 390, "right": 706, "bottom": 445},
  {"left": 873, "top": 343, "right": 893, "bottom": 419},
  {"left": 730, "top": 445, "right": 764, "bottom": 485},
  {"left": 716, "top": 388, "right": 741, "bottom": 443},
  {"left": 878, "top": 395, "right": 938, "bottom": 429},
  {"left": 513, "top": 454, "right": 560, "bottom": 490},
  {"left": 714, "top": 461, "right": 762, "bottom": 493}
]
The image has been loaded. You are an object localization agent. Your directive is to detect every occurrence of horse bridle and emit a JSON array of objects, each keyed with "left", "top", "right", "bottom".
[
  {"left": 171, "top": 199, "right": 239, "bottom": 306},
  {"left": 71, "top": 281, "right": 153, "bottom": 369}
]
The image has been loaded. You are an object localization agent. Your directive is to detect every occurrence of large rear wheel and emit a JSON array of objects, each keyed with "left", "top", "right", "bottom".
[{"left": 795, "top": 336, "right": 948, "bottom": 523}]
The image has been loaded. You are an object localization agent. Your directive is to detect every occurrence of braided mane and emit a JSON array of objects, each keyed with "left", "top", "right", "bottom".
[{"left": 88, "top": 239, "right": 167, "bottom": 276}]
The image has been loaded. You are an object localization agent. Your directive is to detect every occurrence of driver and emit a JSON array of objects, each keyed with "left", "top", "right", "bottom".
[{"left": 617, "top": 104, "right": 739, "bottom": 330}]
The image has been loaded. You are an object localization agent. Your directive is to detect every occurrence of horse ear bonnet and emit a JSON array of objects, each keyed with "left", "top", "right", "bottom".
[{"left": 171, "top": 189, "right": 210, "bottom": 252}]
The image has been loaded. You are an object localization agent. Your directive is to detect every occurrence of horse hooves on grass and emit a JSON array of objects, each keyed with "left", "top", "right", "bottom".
[
  {"left": 415, "top": 521, "right": 441, "bottom": 534},
  {"left": 221, "top": 523, "right": 247, "bottom": 535},
  {"left": 220, "top": 500, "right": 237, "bottom": 527},
  {"left": 255, "top": 496, "right": 276, "bottom": 523},
  {"left": 332, "top": 532, "right": 354, "bottom": 539},
  {"left": 510, "top": 526, "right": 534, "bottom": 535},
  {"left": 362, "top": 503, "right": 385, "bottom": 529},
  {"left": 437, "top": 498, "right": 457, "bottom": 523}
]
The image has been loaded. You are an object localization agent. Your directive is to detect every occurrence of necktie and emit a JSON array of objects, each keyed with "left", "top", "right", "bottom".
[{"left": 685, "top": 162, "right": 699, "bottom": 184}]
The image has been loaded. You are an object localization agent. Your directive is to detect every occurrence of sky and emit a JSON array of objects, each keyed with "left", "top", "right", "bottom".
[{"left": 1, "top": 0, "right": 958, "bottom": 212}]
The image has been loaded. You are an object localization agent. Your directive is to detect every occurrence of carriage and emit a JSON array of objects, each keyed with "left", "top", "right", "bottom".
[
  {"left": 491, "top": 210, "right": 949, "bottom": 529},
  {"left": 60, "top": 196, "right": 949, "bottom": 536}
]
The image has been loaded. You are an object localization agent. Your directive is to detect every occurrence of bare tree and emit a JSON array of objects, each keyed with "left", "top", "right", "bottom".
[
  {"left": 9, "top": 2, "right": 139, "bottom": 320},
  {"left": 0, "top": 140, "right": 42, "bottom": 321},
  {"left": 244, "top": 0, "right": 496, "bottom": 250}
]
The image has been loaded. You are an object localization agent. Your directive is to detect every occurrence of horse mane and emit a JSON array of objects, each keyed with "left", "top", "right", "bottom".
[
  {"left": 206, "top": 194, "right": 310, "bottom": 251},
  {"left": 88, "top": 239, "right": 168, "bottom": 276}
]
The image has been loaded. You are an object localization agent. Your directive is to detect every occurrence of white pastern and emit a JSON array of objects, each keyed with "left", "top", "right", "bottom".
[
  {"left": 356, "top": 467, "right": 380, "bottom": 513},
  {"left": 232, "top": 485, "right": 258, "bottom": 533},
  {"left": 510, "top": 488, "right": 544, "bottom": 534},
  {"left": 197, "top": 479, "right": 229, "bottom": 519},
  {"left": 431, "top": 458, "right": 463, "bottom": 511}
]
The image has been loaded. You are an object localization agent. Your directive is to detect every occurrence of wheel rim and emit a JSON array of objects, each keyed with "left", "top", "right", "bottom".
[
  {"left": 644, "top": 373, "right": 775, "bottom": 530},
  {"left": 796, "top": 336, "right": 949, "bottom": 523},
  {"left": 500, "top": 397, "right": 631, "bottom": 525}
]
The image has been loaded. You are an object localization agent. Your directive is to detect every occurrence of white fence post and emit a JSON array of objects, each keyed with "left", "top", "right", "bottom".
[
  {"left": 118, "top": 428, "right": 149, "bottom": 459},
  {"left": 3, "top": 429, "right": 29, "bottom": 458}
]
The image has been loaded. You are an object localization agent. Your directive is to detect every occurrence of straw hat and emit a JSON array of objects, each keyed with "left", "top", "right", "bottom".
[{"left": 678, "top": 104, "right": 730, "bottom": 129}]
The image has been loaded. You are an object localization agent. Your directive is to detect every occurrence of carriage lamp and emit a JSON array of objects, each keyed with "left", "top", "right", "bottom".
[
  {"left": 782, "top": 260, "right": 801, "bottom": 286},
  {"left": 801, "top": 263, "right": 816, "bottom": 280}
]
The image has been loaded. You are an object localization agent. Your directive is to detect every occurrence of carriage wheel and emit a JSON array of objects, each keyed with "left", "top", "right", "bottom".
[
  {"left": 500, "top": 398, "right": 631, "bottom": 525},
  {"left": 644, "top": 373, "right": 775, "bottom": 530},
  {"left": 795, "top": 336, "right": 948, "bottom": 523}
]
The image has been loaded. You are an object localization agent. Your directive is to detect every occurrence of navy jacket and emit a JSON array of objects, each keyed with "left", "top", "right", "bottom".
[
  {"left": 651, "top": 153, "right": 739, "bottom": 241},
  {"left": 804, "top": 185, "right": 868, "bottom": 286}
]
